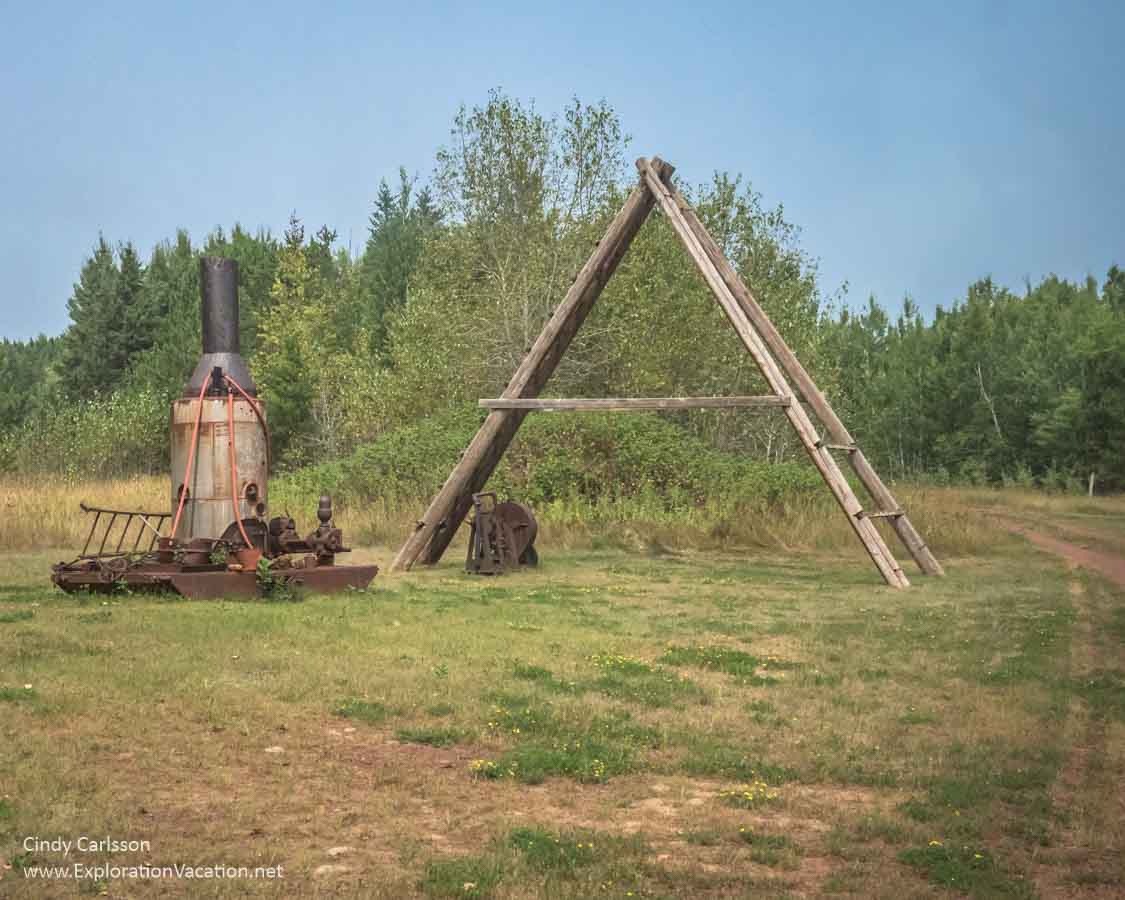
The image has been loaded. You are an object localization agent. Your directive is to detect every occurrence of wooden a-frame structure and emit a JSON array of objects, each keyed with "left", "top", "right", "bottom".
[{"left": 391, "top": 157, "right": 944, "bottom": 588}]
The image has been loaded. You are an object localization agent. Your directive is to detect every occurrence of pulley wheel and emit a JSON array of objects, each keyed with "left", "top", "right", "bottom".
[{"left": 494, "top": 501, "right": 538, "bottom": 561}]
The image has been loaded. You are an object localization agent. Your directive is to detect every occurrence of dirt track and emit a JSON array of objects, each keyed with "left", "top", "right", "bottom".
[{"left": 991, "top": 515, "right": 1125, "bottom": 588}]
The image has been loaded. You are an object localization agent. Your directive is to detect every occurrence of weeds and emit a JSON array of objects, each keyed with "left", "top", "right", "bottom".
[
  {"left": 255, "top": 558, "right": 302, "bottom": 603},
  {"left": 660, "top": 645, "right": 801, "bottom": 683},
  {"left": 420, "top": 855, "right": 503, "bottom": 898},
  {"left": 333, "top": 698, "right": 391, "bottom": 724},
  {"left": 0, "top": 685, "right": 37, "bottom": 704},
  {"left": 738, "top": 829, "right": 801, "bottom": 867},
  {"left": 396, "top": 726, "right": 464, "bottom": 748},
  {"left": 898, "top": 843, "right": 1030, "bottom": 898},
  {"left": 476, "top": 698, "right": 658, "bottom": 783},
  {"left": 661, "top": 644, "right": 763, "bottom": 676},
  {"left": 682, "top": 829, "right": 722, "bottom": 846},
  {"left": 681, "top": 743, "right": 796, "bottom": 784},
  {"left": 1073, "top": 670, "right": 1125, "bottom": 721},
  {"left": 719, "top": 781, "right": 782, "bottom": 809},
  {"left": 507, "top": 827, "right": 597, "bottom": 872}
]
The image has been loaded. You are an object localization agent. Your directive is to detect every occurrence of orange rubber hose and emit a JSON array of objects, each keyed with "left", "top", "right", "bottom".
[
  {"left": 223, "top": 374, "right": 271, "bottom": 472},
  {"left": 227, "top": 388, "right": 255, "bottom": 550},
  {"left": 169, "top": 377, "right": 209, "bottom": 540}
]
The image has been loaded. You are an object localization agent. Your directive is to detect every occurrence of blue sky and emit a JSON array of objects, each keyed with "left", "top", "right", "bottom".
[{"left": 1, "top": 0, "right": 1122, "bottom": 339}]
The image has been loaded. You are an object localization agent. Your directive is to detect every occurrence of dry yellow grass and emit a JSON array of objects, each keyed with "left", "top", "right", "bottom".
[
  {"left": 1, "top": 474, "right": 1014, "bottom": 565},
  {"left": 0, "top": 475, "right": 169, "bottom": 551}
]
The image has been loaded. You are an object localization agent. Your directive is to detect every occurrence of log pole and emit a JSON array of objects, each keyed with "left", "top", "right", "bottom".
[{"left": 390, "top": 161, "right": 673, "bottom": 571}]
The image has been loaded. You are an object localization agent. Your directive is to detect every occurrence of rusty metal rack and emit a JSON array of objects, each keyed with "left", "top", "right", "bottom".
[{"left": 77, "top": 502, "right": 170, "bottom": 559}]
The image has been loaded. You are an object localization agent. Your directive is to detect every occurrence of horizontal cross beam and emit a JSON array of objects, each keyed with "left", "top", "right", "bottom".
[
  {"left": 479, "top": 396, "right": 791, "bottom": 411},
  {"left": 862, "top": 509, "right": 906, "bottom": 519}
]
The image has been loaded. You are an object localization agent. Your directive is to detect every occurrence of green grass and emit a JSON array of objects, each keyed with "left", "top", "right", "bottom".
[
  {"left": 0, "top": 685, "right": 37, "bottom": 704},
  {"left": 718, "top": 782, "right": 783, "bottom": 810},
  {"left": 682, "top": 828, "right": 723, "bottom": 846},
  {"left": 419, "top": 826, "right": 652, "bottom": 899},
  {"left": 507, "top": 827, "right": 597, "bottom": 871},
  {"left": 473, "top": 702, "right": 659, "bottom": 784},
  {"left": 852, "top": 815, "right": 909, "bottom": 845},
  {"left": 660, "top": 644, "right": 763, "bottom": 676},
  {"left": 420, "top": 855, "right": 504, "bottom": 898},
  {"left": 1073, "top": 670, "right": 1125, "bottom": 721},
  {"left": 737, "top": 829, "right": 801, "bottom": 867},
  {"left": 510, "top": 661, "right": 581, "bottom": 694},
  {"left": 680, "top": 742, "right": 796, "bottom": 784},
  {"left": 510, "top": 655, "right": 709, "bottom": 708},
  {"left": 396, "top": 726, "right": 466, "bottom": 748},
  {"left": 334, "top": 697, "right": 392, "bottom": 724},
  {"left": 0, "top": 497, "right": 1121, "bottom": 899},
  {"left": 899, "top": 843, "right": 1032, "bottom": 898},
  {"left": 898, "top": 706, "right": 939, "bottom": 725}
]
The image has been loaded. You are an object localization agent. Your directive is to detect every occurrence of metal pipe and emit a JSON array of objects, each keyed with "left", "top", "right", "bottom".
[
  {"left": 183, "top": 257, "right": 256, "bottom": 397},
  {"left": 200, "top": 257, "right": 240, "bottom": 355}
]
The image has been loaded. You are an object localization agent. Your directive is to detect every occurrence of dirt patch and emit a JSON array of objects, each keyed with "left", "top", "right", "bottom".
[{"left": 988, "top": 515, "right": 1125, "bottom": 588}]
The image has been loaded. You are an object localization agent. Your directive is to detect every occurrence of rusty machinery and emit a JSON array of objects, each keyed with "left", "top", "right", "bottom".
[
  {"left": 51, "top": 257, "right": 378, "bottom": 600},
  {"left": 465, "top": 492, "right": 539, "bottom": 575}
]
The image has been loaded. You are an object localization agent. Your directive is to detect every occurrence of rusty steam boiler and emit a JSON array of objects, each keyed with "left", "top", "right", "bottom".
[{"left": 52, "top": 257, "right": 378, "bottom": 599}]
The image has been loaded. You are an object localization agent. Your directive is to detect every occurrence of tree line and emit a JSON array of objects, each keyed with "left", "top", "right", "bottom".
[{"left": 2, "top": 90, "right": 1122, "bottom": 491}]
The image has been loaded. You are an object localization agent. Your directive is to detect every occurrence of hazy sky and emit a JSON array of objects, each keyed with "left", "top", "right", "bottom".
[{"left": 2, "top": 0, "right": 1122, "bottom": 340}]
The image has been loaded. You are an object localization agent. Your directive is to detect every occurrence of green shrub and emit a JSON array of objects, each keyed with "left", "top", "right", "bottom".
[
  {"left": 0, "top": 386, "right": 168, "bottom": 478},
  {"left": 279, "top": 404, "right": 824, "bottom": 510}
]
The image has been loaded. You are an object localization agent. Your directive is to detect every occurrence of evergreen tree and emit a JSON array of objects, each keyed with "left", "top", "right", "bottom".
[
  {"left": 59, "top": 237, "right": 121, "bottom": 397},
  {"left": 117, "top": 242, "right": 149, "bottom": 359},
  {"left": 355, "top": 169, "right": 440, "bottom": 353},
  {"left": 128, "top": 231, "right": 200, "bottom": 395},
  {"left": 0, "top": 335, "right": 60, "bottom": 431},
  {"left": 252, "top": 214, "right": 327, "bottom": 462}
]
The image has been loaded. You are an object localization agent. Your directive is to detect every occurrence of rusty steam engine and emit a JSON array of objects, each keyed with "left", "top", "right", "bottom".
[{"left": 52, "top": 257, "right": 378, "bottom": 599}]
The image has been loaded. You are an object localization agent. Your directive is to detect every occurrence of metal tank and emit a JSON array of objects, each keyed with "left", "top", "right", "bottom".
[
  {"left": 52, "top": 254, "right": 378, "bottom": 599},
  {"left": 169, "top": 257, "right": 269, "bottom": 541}
]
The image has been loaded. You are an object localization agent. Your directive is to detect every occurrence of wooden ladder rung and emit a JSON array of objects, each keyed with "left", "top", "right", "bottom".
[
  {"left": 864, "top": 509, "right": 906, "bottom": 519},
  {"left": 814, "top": 438, "right": 857, "bottom": 452}
]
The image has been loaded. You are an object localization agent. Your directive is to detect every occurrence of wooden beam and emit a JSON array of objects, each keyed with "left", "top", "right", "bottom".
[
  {"left": 863, "top": 509, "right": 905, "bottom": 519},
  {"left": 663, "top": 178, "right": 943, "bottom": 577},
  {"left": 637, "top": 157, "right": 909, "bottom": 588},
  {"left": 390, "top": 160, "right": 673, "bottom": 572},
  {"left": 479, "top": 396, "right": 790, "bottom": 411}
]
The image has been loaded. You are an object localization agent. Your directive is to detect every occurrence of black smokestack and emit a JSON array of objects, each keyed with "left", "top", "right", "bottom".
[
  {"left": 182, "top": 256, "right": 257, "bottom": 397},
  {"left": 200, "top": 257, "right": 240, "bottom": 355}
]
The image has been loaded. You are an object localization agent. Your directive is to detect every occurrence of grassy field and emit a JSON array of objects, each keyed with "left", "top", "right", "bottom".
[{"left": 1, "top": 490, "right": 1123, "bottom": 897}]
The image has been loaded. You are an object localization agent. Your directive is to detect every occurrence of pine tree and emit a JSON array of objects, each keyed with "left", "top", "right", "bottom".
[
  {"left": 59, "top": 236, "right": 121, "bottom": 398},
  {"left": 127, "top": 231, "right": 200, "bottom": 395},
  {"left": 356, "top": 170, "right": 441, "bottom": 353},
  {"left": 117, "top": 242, "right": 149, "bottom": 360}
]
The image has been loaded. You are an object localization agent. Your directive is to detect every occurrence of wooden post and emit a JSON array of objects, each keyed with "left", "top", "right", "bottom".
[
  {"left": 389, "top": 161, "right": 672, "bottom": 571},
  {"left": 661, "top": 174, "right": 943, "bottom": 577},
  {"left": 479, "top": 396, "right": 790, "bottom": 411},
  {"left": 637, "top": 158, "right": 909, "bottom": 588}
]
